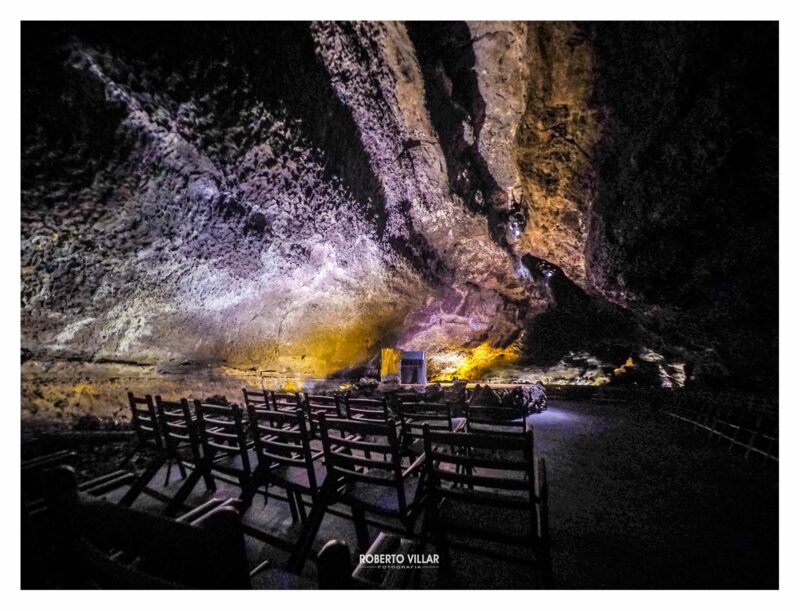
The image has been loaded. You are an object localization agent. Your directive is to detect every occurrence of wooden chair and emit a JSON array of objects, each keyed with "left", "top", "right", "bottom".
[
  {"left": 305, "top": 394, "right": 344, "bottom": 419},
  {"left": 164, "top": 402, "right": 255, "bottom": 516},
  {"left": 420, "top": 426, "right": 551, "bottom": 585},
  {"left": 272, "top": 391, "right": 303, "bottom": 412},
  {"left": 117, "top": 393, "right": 165, "bottom": 506},
  {"left": 119, "top": 396, "right": 214, "bottom": 507},
  {"left": 245, "top": 406, "right": 326, "bottom": 523},
  {"left": 397, "top": 401, "right": 466, "bottom": 457},
  {"left": 242, "top": 387, "right": 271, "bottom": 410},
  {"left": 303, "top": 394, "right": 345, "bottom": 438},
  {"left": 341, "top": 396, "right": 397, "bottom": 461},
  {"left": 287, "top": 414, "right": 426, "bottom": 570},
  {"left": 344, "top": 396, "right": 391, "bottom": 422},
  {"left": 156, "top": 397, "right": 214, "bottom": 487},
  {"left": 465, "top": 404, "right": 530, "bottom": 436},
  {"left": 121, "top": 392, "right": 163, "bottom": 466}
]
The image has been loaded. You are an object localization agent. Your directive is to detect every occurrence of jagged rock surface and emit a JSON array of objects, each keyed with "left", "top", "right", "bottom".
[
  {"left": 514, "top": 22, "right": 599, "bottom": 287},
  {"left": 21, "top": 22, "right": 777, "bottom": 420}
]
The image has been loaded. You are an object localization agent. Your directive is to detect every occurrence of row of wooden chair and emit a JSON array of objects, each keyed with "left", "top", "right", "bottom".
[
  {"left": 125, "top": 390, "right": 535, "bottom": 509},
  {"left": 123, "top": 389, "right": 549, "bottom": 584},
  {"left": 287, "top": 416, "right": 550, "bottom": 583},
  {"left": 242, "top": 388, "right": 393, "bottom": 421},
  {"left": 243, "top": 389, "right": 534, "bottom": 434}
]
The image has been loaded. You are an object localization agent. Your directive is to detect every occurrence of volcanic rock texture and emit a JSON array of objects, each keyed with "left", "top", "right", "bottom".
[{"left": 21, "top": 22, "right": 778, "bottom": 420}]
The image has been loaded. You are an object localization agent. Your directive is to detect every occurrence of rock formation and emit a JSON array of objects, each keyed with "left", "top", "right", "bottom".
[{"left": 21, "top": 22, "right": 778, "bottom": 421}]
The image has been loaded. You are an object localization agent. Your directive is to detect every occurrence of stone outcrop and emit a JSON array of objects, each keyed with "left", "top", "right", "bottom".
[{"left": 514, "top": 22, "right": 600, "bottom": 287}]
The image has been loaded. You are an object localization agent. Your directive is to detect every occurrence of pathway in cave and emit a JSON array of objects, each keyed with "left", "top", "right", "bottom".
[{"left": 537, "top": 400, "right": 777, "bottom": 589}]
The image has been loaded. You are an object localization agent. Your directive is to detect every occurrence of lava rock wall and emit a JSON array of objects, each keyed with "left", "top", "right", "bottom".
[{"left": 21, "top": 22, "right": 777, "bottom": 421}]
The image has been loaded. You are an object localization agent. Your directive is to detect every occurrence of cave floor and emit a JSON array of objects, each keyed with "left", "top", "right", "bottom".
[{"left": 91, "top": 399, "right": 778, "bottom": 589}]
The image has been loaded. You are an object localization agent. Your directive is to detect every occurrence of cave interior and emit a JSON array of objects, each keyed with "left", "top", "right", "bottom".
[{"left": 20, "top": 21, "right": 778, "bottom": 590}]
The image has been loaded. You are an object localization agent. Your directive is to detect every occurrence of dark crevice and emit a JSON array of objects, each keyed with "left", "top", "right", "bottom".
[{"left": 518, "top": 254, "right": 653, "bottom": 368}]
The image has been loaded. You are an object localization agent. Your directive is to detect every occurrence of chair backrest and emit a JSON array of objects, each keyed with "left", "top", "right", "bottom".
[
  {"left": 43, "top": 466, "right": 251, "bottom": 589},
  {"left": 194, "top": 402, "right": 252, "bottom": 473},
  {"left": 127, "top": 392, "right": 162, "bottom": 448},
  {"left": 271, "top": 391, "right": 302, "bottom": 412},
  {"left": 155, "top": 396, "right": 202, "bottom": 459},
  {"left": 305, "top": 394, "right": 344, "bottom": 419},
  {"left": 422, "top": 426, "right": 546, "bottom": 543},
  {"left": 397, "top": 401, "right": 456, "bottom": 449},
  {"left": 318, "top": 414, "right": 408, "bottom": 515},
  {"left": 242, "top": 387, "right": 270, "bottom": 411},
  {"left": 466, "top": 404, "right": 529, "bottom": 436},
  {"left": 344, "top": 396, "right": 390, "bottom": 422},
  {"left": 247, "top": 406, "right": 321, "bottom": 491}
]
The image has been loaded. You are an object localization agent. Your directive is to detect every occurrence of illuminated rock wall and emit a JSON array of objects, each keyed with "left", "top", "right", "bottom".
[
  {"left": 514, "top": 22, "right": 600, "bottom": 287},
  {"left": 21, "top": 22, "right": 777, "bottom": 420}
]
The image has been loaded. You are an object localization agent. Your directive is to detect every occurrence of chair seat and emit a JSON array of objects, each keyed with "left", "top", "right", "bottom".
[
  {"left": 269, "top": 460, "right": 327, "bottom": 492},
  {"left": 342, "top": 472, "right": 421, "bottom": 515},
  {"left": 404, "top": 417, "right": 467, "bottom": 456}
]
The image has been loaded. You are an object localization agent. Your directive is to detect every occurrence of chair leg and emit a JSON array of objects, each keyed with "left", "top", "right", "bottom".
[
  {"left": 237, "top": 474, "right": 254, "bottom": 508},
  {"left": 119, "top": 451, "right": 166, "bottom": 507},
  {"left": 317, "top": 540, "right": 354, "bottom": 589},
  {"left": 200, "top": 463, "right": 216, "bottom": 491},
  {"left": 175, "top": 455, "right": 188, "bottom": 480},
  {"left": 163, "top": 460, "right": 209, "bottom": 517},
  {"left": 240, "top": 475, "right": 260, "bottom": 508},
  {"left": 419, "top": 501, "right": 431, "bottom": 553},
  {"left": 352, "top": 506, "right": 370, "bottom": 554},
  {"left": 287, "top": 477, "right": 335, "bottom": 574},
  {"left": 295, "top": 491, "right": 308, "bottom": 523},
  {"left": 287, "top": 487, "right": 299, "bottom": 523},
  {"left": 163, "top": 456, "right": 174, "bottom": 487},
  {"left": 246, "top": 463, "right": 268, "bottom": 507}
]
